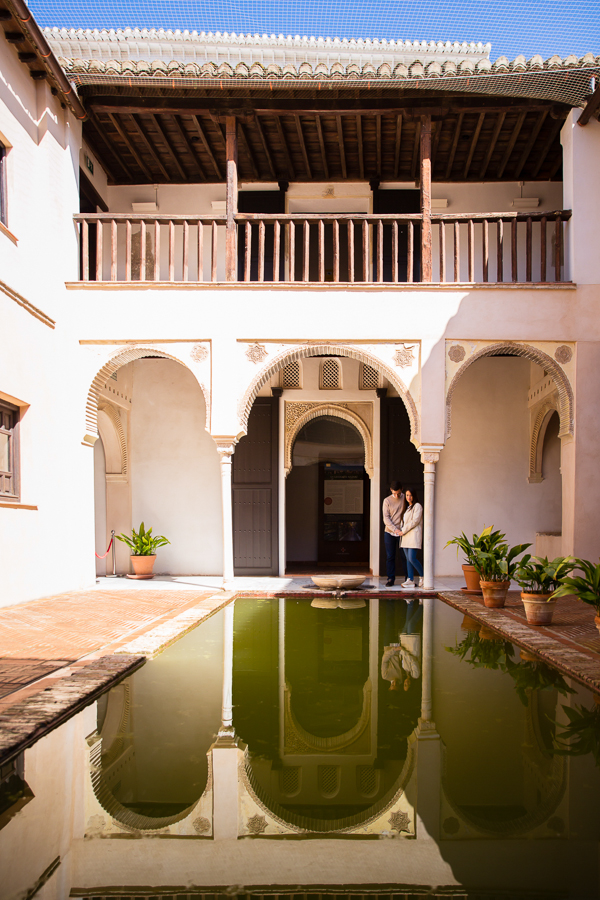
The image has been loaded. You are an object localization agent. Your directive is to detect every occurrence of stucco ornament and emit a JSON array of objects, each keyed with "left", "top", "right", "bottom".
[
  {"left": 554, "top": 345, "right": 572, "bottom": 364},
  {"left": 190, "top": 343, "right": 209, "bottom": 362},
  {"left": 388, "top": 810, "right": 411, "bottom": 833},
  {"left": 393, "top": 344, "right": 415, "bottom": 367},
  {"left": 246, "top": 814, "right": 268, "bottom": 834},
  {"left": 246, "top": 342, "right": 268, "bottom": 364},
  {"left": 448, "top": 344, "right": 466, "bottom": 363},
  {"left": 192, "top": 816, "right": 211, "bottom": 834}
]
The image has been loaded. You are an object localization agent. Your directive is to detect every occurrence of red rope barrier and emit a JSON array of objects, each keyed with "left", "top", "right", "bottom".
[{"left": 95, "top": 536, "right": 114, "bottom": 560}]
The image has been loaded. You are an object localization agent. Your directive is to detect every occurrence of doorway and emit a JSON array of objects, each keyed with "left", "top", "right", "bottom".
[{"left": 286, "top": 415, "right": 370, "bottom": 573}]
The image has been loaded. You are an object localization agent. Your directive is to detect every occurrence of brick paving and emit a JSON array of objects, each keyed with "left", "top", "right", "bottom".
[{"left": 438, "top": 590, "right": 600, "bottom": 694}]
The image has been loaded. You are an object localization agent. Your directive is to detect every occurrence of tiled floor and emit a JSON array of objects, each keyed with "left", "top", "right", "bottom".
[{"left": 92, "top": 574, "right": 465, "bottom": 592}]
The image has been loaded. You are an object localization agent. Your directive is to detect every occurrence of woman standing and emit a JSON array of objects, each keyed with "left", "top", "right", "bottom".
[{"left": 400, "top": 489, "right": 423, "bottom": 589}]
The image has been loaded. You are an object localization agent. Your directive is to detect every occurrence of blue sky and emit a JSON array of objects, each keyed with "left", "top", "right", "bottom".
[{"left": 31, "top": 0, "right": 600, "bottom": 60}]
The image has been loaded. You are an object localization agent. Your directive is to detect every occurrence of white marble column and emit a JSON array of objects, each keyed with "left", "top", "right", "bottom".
[
  {"left": 215, "top": 440, "right": 236, "bottom": 583},
  {"left": 420, "top": 449, "right": 440, "bottom": 591},
  {"left": 420, "top": 595, "right": 434, "bottom": 724},
  {"left": 220, "top": 601, "right": 235, "bottom": 734}
]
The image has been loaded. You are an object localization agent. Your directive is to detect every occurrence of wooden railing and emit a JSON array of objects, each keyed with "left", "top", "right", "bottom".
[{"left": 74, "top": 210, "right": 571, "bottom": 285}]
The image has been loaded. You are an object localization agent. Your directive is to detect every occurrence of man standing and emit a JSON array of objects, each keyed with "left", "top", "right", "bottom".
[{"left": 382, "top": 481, "right": 406, "bottom": 587}]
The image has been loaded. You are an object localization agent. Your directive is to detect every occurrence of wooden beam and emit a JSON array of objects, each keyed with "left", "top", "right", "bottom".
[
  {"left": 479, "top": 110, "right": 506, "bottom": 180},
  {"left": 107, "top": 113, "right": 153, "bottom": 180},
  {"left": 497, "top": 111, "right": 526, "bottom": 178},
  {"left": 445, "top": 112, "right": 464, "bottom": 179},
  {"left": 531, "top": 115, "right": 564, "bottom": 178},
  {"left": 274, "top": 116, "right": 295, "bottom": 179},
  {"left": 83, "top": 109, "right": 121, "bottom": 181},
  {"left": 514, "top": 110, "right": 547, "bottom": 179},
  {"left": 376, "top": 114, "right": 382, "bottom": 177},
  {"left": 420, "top": 115, "right": 433, "bottom": 283},
  {"left": 463, "top": 112, "right": 485, "bottom": 179},
  {"left": 410, "top": 119, "right": 421, "bottom": 182},
  {"left": 129, "top": 114, "right": 170, "bottom": 180},
  {"left": 336, "top": 115, "right": 347, "bottom": 179},
  {"left": 294, "top": 114, "right": 312, "bottom": 179},
  {"left": 225, "top": 115, "right": 238, "bottom": 282},
  {"left": 315, "top": 115, "right": 329, "bottom": 180},
  {"left": 172, "top": 115, "right": 207, "bottom": 179},
  {"left": 578, "top": 83, "right": 600, "bottom": 126},
  {"left": 393, "top": 114, "right": 402, "bottom": 179},
  {"left": 192, "top": 116, "right": 223, "bottom": 179},
  {"left": 356, "top": 115, "right": 365, "bottom": 180},
  {"left": 150, "top": 114, "right": 187, "bottom": 181},
  {"left": 253, "top": 115, "right": 277, "bottom": 180},
  {"left": 238, "top": 121, "right": 259, "bottom": 179},
  {"left": 90, "top": 101, "right": 553, "bottom": 117}
]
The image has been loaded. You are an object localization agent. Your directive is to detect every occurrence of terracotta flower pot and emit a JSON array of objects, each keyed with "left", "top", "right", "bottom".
[
  {"left": 595, "top": 615, "right": 600, "bottom": 636},
  {"left": 130, "top": 554, "right": 156, "bottom": 577},
  {"left": 462, "top": 564, "right": 482, "bottom": 594},
  {"left": 519, "top": 648, "right": 538, "bottom": 662},
  {"left": 479, "top": 625, "right": 503, "bottom": 641},
  {"left": 521, "top": 593, "right": 556, "bottom": 626},
  {"left": 480, "top": 580, "right": 510, "bottom": 608}
]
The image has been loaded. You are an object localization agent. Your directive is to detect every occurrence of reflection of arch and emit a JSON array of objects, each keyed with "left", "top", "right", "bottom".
[
  {"left": 285, "top": 405, "right": 373, "bottom": 478},
  {"left": 446, "top": 342, "right": 573, "bottom": 440},
  {"left": 529, "top": 400, "right": 560, "bottom": 483},
  {"left": 97, "top": 404, "right": 127, "bottom": 475},
  {"left": 239, "top": 343, "right": 419, "bottom": 447},
  {"left": 284, "top": 680, "right": 372, "bottom": 753},
  {"left": 85, "top": 346, "right": 209, "bottom": 443}
]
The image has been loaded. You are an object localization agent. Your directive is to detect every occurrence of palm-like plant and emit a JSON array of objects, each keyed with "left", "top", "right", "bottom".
[
  {"left": 553, "top": 558, "right": 600, "bottom": 615},
  {"left": 116, "top": 521, "right": 170, "bottom": 556},
  {"left": 445, "top": 525, "right": 506, "bottom": 567},
  {"left": 514, "top": 555, "right": 576, "bottom": 596},
  {"left": 554, "top": 703, "right": 600, "bottom": 767},
  {"left": 472, "top": 540, "right": 531, "bottom": 583}
]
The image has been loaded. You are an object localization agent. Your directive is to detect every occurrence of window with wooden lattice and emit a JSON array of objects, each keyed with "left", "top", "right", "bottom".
[
  {"left": 356, "top": 765, "right": 379, "bottom": 797},
  {"left": 282, "top": 360, "right": 302, "bottom": 389},
  {"left": 360, "top": 363, "right": 380, "bottom": 390},
  {"left": 280, "top": 766, "right": 301, "bottom": 796},
  {"left": 320, "top": 358, "right": 342, "bottom": 390},
  {"left": 318, "top": 764, "right": 340, "bottom": 798},
  {"left": 0, "top": 400, "right": 19, "bottom": 500}
]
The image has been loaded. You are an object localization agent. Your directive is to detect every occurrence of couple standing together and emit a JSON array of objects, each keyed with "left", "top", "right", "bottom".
[{"left": 382, "top": 482, "right": 424, "bottom": 588}]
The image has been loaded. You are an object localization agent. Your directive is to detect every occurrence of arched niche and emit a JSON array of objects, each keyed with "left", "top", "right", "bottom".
[
  {"left": 529, "top": 400, "right": 560, "bottom": 484},
  {"left": 446, "top": 342, "right": 573, "bottom": 441},
  {"left": 238, "top": 343, "right": 419, "bottom": 447},
  {"left": 285, "top": 404, "right": 373, "bottom": 478},
  {"left": 97, "top": 404, "right": 127, "bottom": 476}
]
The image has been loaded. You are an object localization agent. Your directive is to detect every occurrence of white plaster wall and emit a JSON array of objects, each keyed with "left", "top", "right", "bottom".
[
  {"left": 93, "top": 437, "right": 107, "bottom": 576},
  {"left": 130, "top": 358, "right": 223, "bottom": 574},
  {"left": 562, "top": 112, "right": 600, "bottom": 284},
  {"left": 435, "top": 358, "right": 562, "bottom": 575}
]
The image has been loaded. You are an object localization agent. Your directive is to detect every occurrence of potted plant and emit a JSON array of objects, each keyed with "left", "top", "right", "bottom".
[
  {"left": 445, "top": 526, "right": 506, "bottom": 594},
  {"left": 554, "top": 699, "right": 600, "bottom": 767},
  {"left": 513, "top": 555, "right": 575, "bottom": 625},
  {"left": 553, "top": 558, "right": 600, "bottom": 635},
  {"left": 446, "top": 629, "right": 514, "bottom": 670},
  {"left": 472, "top": 536, "right": 531, "bottom": 609},
  {"left": 116, "top": 521, "right": 170, "bottom": 578}
]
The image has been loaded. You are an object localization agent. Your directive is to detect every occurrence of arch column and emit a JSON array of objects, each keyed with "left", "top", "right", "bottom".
[
  {"left": 420, "top": 448, "right": 442, "bottom": 591},
  {"left": 215, "top": 439, "right": 237, "bottom": 582}
]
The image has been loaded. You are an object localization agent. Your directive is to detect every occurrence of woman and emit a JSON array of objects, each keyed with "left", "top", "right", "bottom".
[{"left": 400, "top": 489, "right": 423, "bottom": 589}]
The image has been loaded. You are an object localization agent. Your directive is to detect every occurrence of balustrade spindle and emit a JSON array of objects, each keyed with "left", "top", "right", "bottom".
[
  {"left": 511, "top": 219, "right": 518, "bottom": 282},
  {"left": 362, "top": 220, "right": 369, "bottom": 282},
  {"left": 468, "top": 219, "right": 474, "bottom": 283},
  {"left": 303, "top": 220, "right": 310, "bottom": 282},
  {"left": 211, "top": 221, "right": 218, "bottom": 282},
  {"left": 453, "top": 220, "right": 460, "bottom": 282},
  {"left": 110, "top": 220, "right": 117, "bottom": 282},
  {"left": 197, "top": 222, "right": 203, "bottom": 283},
  {"left": 407, "top": 221, "right": 414, "bottom": 284},
  {"left": 377, "top": 219, "right": 384, "bottom": 283},
  {"left": 96, "top": 219, "right": 103, "bottom": 282},
  {"left": 482, "top": 220, "right": 489, "bottom": 283},
  {"left": 526, "top": 217, "right": 532, "bottom": 282},
  {"left": 554, "top": 215, "right": 562, "bottom": 281},
  {"left": 497, "top": 219, "right": 504, "bottom": 283},
  {"left": 126, "top": 220, "right": 132, "bottom": 281},
  {"left": 168, "top": 220, "right": 175, "bottom": 281},
  {"left": 258, "top": 220, "right": 265, "bottom": 282},
  {"left": 182, "top": 221, "right": 189, "bottom": 282},
  {"left": 333, "top": 220, "right": 340, "bottom": 282},
  {"left": 288, "top": 221, "right": 295, "bottom": 282},
  {"left": 318, "top": 219, "right": 325, "bottom": 282},
  {"left": 348, "top": 220, "right": 354, "bottom": 283},
  {"left": 244, "top": 222, "right": 251, "bottom": 282},
  {"left": 540, "top": 216, "right": 547, "bottom": 282},
  {"left": 392, "top": 220, "right": 399, "bottom": 283},
  {"left": 154, "top": 220, "right": 160, "bottom": 281},
  {"left": 439, "top": 221, "right": 445, "bottom": 283},
  {"left": 140, "top": 220, "right": 146, "bottom": 282},
  {"left": 82, "top": 220, "right": 89, "bottom": 281},
  {"left": 273, "top": 220, "right": 280, "bottom": 283}
]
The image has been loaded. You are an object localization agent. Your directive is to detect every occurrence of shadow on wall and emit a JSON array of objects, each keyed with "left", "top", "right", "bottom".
[{"left": 130, "top": 358, "right": 223, "bottom": 575}]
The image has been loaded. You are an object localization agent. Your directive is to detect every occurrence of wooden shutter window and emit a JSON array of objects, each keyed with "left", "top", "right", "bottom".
[{"left": 0, "top": 401, "right": 19, "bottom": 500}]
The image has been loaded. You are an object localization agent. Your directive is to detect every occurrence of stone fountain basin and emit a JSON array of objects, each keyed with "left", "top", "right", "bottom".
[{"left": 310, "top": 575, "right": 366, "bottom": 591}]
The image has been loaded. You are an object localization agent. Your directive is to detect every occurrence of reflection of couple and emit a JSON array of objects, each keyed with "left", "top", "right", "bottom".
[{"left": 381, "top": 601, "right": 422, "bottom": 692}]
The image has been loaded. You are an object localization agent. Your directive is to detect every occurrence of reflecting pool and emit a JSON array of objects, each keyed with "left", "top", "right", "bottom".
[{"left": 1, "top": 597, "right": 599, "bottom": 899}]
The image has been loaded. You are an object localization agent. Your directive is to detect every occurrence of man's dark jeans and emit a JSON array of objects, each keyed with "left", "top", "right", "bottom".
[{"left": 384, "top": 531, "right": 401, "bottom": 581}]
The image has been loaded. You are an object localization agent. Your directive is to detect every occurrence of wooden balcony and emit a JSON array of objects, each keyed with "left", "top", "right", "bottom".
[{"left": 75, "top": 209, "right": 571, "bottom": 285}]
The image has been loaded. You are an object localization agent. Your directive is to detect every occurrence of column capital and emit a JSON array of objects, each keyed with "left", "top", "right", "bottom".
[
  {"left": 419, "top": 445, "right": 443, "bottom": 465},
  {"left": 213, "top": 436, "right": 238, "bottom": 458}
]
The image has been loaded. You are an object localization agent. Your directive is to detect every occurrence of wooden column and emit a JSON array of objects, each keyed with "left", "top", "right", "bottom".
[
  {"left": 420, "top": 115, "right": 433, "bottom": 283},
  {"left": 225, "top": 116, "right": 238, "bottom": 282}
]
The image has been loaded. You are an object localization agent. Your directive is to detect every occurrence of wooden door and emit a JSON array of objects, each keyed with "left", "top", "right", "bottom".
[
  {"left": 373, "top": 189, "right": 421, "bottom": 282},
  {"left": 238, "top": 190, "right": 286, "bottom": 281},
  {"left": 232, "top": 397, "right": 279, "bottom": 575}
]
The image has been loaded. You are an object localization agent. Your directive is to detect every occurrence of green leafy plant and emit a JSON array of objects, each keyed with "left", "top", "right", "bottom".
[
  {"left": 472, "top": 538, "right": 531, "bottom": 583},
  {"left": 554, "top": 703, "right": 600, "bottom": 767},
  {"left": 553, "top": 558, "right": 600, "bottom": 615},
  {"left": 446, "top": 630, "right": 515, "bottom": 670},
  {"left": 507, "top": 660, "right": 575, "bottom": 707},
  {"left": 514, "top": 555, "right": 576, "bottom": 596},
  {"left": 445, "top": 525, "right": 507, "bottom": 567},
  {"left": 116, "top": 522, "right": 170, "bottom": 556}
]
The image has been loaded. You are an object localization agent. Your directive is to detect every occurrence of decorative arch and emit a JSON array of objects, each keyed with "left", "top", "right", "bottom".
[
  {"left": 285, "top": 404, "right": 373, "bottom": 478},
  {"left": 239, "top": 343, "right": 419, "bottom": 447},
  {"left": 84, "top": 346, "right": 210, "bottom": 443},
  {"left": 529, "top": 399, "right": 560, "bottom": 484},
  {"left": 446, "top": 342, "right": 573, "bottom": 440},
  {"left": 97, "top": 404, "right": 127, "bottom": 476}
]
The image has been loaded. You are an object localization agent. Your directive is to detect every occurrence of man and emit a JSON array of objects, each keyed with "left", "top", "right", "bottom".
[{"left": 382, "top": 481, "right": 406, "bottom": 587}]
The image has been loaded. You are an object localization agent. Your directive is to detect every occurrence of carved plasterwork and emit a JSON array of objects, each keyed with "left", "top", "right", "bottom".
[
  {"left": 284, "top": 402, "right": 373, "bottom": 478},
  {"left": 393, "top": 343, "right": 416, "bottom": 367},
  {"left": 246, "top": 342, "right": 268, "bottom": 364},
  {"left": 190, "top": 343, "right": 209, "bottom": 363},
  {"left": 97, "top": 403, "right": 128, "bottom": 476},
  {"left": 445, "top": 340, "right": 574, "bottom": 440},
  {"left": 529, "top": 395, "right": 560, "bottom": 483}
]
